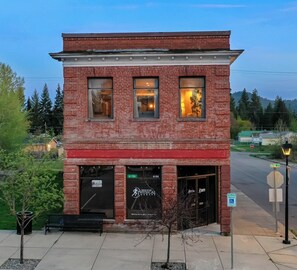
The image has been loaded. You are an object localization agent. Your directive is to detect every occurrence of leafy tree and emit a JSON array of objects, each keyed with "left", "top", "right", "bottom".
[
  {"left": 0, "top": 64, "right": 28, "bottom": 151},
  {"left": 249, "top": 89, "right": 263, "bottom": 129},
  {"left": 52, "top": 84, "right": 64, "bottom": 135},
  {"left": 290, "top": 113, "right": 297, "bottom": 132},
  {"left": 237, "top": 89, "right": 250, "bottom": 120},
  {"left": 39, "top": 84, "right": 52, "bottom": 133},
  {"left": 0, "top": 149, "right": 64, "bottom": 264},
  {"left": 139, "top": 187, "right": 199, "bottom": 269},
  {"left": 0, "top": 63, "right": 25, "bottom": 105}
]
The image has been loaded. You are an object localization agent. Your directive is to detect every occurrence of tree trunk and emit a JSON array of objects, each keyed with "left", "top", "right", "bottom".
[
  {"left": 20, "top": 218, "right": 24, "bottom": 264},
  {"left": 162, "top": 226, "right": 171, "bottom": 269}
]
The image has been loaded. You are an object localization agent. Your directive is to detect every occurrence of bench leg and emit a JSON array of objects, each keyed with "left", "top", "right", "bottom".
[{"left": 44, "top": 226, "right": 50, "bottom": 235}]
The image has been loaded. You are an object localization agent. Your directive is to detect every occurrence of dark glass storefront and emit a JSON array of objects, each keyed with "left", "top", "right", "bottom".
[
  {"left": 80, "top": 165, "right": 114, "bottom": 218},
  {"left": 177, "top": 166, "right": 217, "bottom": 229},
  {"left": 126, "top": 166, "right": 162, "bottom": 219}
]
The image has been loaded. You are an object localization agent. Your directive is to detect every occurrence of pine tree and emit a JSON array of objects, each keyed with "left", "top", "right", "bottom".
[
  {"left": 29, "top": 89, "right": 42, "bottom": 134},
  {"left": 237, "top": 89, "right": 250, "bottom": 120},
  {"left": 230, "top": 93, "right": 237, "bottom": 119},
  {"left": 39, "top": 84, "right": 52, "bottom": 133},
  {"left": 249, "top": 89, "right": 263, "bottom": 129},
  {"left": 273, "top": 96, "right": 290, "bottom": 129},
  {"left": 26, "top": 97, "right": 32, "bottom": 111},
  {"left": 52, "top": 84, "right": 64, "bottom": 135},
  {"left": 262, "top": 103, "right": 274, "bottom": 130}
]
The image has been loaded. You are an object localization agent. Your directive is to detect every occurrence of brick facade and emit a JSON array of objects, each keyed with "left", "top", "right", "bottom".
[{"left": 51, "top": 31, "right": 242, "bottom": 233}]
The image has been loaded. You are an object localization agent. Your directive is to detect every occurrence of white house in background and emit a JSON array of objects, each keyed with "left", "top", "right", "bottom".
[
  {"left": 260, "top": 131, "right": 296, "bottom": 146},
  {"left": 238, "top": 131, "right": 263, "bottom": 143},
  {"left": 238, "top": 130, "right": 296, "bottom": 145}
]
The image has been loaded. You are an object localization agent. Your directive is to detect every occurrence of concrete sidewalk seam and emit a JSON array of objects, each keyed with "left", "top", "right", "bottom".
[{"left": 90, "top": 232, "right": 107, "bottom": 270}]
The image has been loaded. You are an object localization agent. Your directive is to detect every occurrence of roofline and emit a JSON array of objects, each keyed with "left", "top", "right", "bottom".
[{"left": 62, "top": 31, "right": 231, "bottom": 38}]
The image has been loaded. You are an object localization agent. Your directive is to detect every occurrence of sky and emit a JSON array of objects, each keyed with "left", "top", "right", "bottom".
[{"left": 0, "top": 0, "right": 297, "bottom": 101}]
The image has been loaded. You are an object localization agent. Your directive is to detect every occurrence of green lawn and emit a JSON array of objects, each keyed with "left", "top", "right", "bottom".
[
  {"left": 0, "top": 202, "right": 16, "bottom": 229},
  {"left": 0, "top": 202, "right": 50, "bottom": 230}
]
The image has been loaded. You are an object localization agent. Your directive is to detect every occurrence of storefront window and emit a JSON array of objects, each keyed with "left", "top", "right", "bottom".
[
  {"left": 134, "top": 78, "right": 159, "bottom": 119},
  {"left": 126, "top": 166, "right": 162, "bottom": 219},
  {"left": 180, "top": 77, "right": 205, "bottom": 118},
  {"left": 88, "top": 78, "right": 113, "bottom": 119},
  {"left": 80, "top": 165, "right": 114, "bottom": 218}
]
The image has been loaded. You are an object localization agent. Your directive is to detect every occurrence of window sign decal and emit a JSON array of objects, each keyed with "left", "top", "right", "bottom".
[
  {"left": 92, "top": 179, "right": 102, "bottom": 188},
  {"left": 126, "top": 166, "right": 162, "bottom": 219}
]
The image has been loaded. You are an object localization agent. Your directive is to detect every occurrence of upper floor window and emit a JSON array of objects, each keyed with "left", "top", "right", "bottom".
[
  {"left": 180, "top": 77, "right": 205, "bottom": 119},
  {"left": 134, "top": 78, "right": 159, "bottom": 119},
  {"left": 88, "top": 78, "right": 113, "bottom": 119}
]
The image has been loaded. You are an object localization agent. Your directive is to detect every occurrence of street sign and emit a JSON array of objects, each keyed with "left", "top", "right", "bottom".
[
  {"left": 267, "top": 171, "right": 284, "bottom": 188},
  {"left": 269, "top": 188, "right": 283, "bottom": 203},
  {"left": 227, "top": 193, "right": 237, "bottom": 207},
  {"left": 270, "top": 163, "right": 281, "bottom": 169},
  {"left": 127, "top": 174, "right": 138, "bottom": 179}
]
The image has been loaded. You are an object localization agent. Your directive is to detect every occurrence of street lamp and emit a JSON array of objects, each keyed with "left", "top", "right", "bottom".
[{"left": 282, "top": 139, "right": 292, "bottom": 244}]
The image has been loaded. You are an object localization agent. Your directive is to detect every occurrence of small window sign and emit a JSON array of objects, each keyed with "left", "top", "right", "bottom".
[
  {"left": 127, "top": 174, "right": 138, "bottom": 179},
  {"left": 227, "top": 193, "right": 237, "bottom": 207},
  {"left": 92, "top": 179, "right": 102, "bottom": 188}
]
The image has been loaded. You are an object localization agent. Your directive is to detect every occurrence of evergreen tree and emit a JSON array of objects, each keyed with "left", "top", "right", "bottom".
[
  {"left": 237, "top": 88, "right": 250, "bottom": 120},
  {"left": 262, "top": 103, "right": 274, "bottom": 130},
  {"left": 249, "top": 89, "right": 263, "bottom": 129},
  {"left": 52, "top": 84, "right": 64, "bottom": 135},
  {"left": 39, "top": 84, "right": 52, "bottom": 133},
  {"left": 272, "top": 96, "right": 290, "bottom": 129},
  {"left": 29, "top": 89, "right": 42, "bottom": 134},
  {"left": 26, "top": 97, "right": 32, "bottom": 111},
  {"left": 230, "top": 93, "right": 237, "bottom": 119}
]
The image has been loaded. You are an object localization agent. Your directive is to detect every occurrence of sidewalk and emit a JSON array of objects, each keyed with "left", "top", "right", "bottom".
[{"left": 0, "top": 187, "right": 297, "bottom": 270}]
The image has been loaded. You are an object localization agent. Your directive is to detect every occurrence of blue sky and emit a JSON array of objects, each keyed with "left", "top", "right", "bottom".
[{"left": 0, "top": 0, "right": 297, "bottom": 101}]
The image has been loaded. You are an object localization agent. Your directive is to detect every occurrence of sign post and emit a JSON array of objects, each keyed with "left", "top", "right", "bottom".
[
  {"left": 227, "top": 193, "right": 237, "bottom": 269},
  {"left": 267, "top": 165, "right": 283, "bottom": 233}
]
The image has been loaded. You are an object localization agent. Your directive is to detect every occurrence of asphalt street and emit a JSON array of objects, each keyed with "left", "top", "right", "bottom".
[{"left": 231, "top": 151, "right": 297, "bottom": 232}]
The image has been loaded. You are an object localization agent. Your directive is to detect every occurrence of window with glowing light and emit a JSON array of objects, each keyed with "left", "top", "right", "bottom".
[
  {"left": 134, "top": 78, "right": 159, "bottom": 119},
  {"left": 180, "top": 77, "right": 205, "bottom": 119},
  {"left": 88, "top": 78, "right": 113, "bottom": 119}
]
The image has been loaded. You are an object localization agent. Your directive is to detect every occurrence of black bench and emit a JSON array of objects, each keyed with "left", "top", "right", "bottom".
[{"left": 44, "top": 213, "right": 106, "bottom": 235}]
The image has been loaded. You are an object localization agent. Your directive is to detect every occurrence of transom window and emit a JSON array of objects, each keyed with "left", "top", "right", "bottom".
[
  {"left": 88, "top": 78, "right": 113, "bottom": 119},
  {"left": 134, "top": 78, "right": 159, "bottom": 119},
  {"left": 180, "top": 77, "right": 205, "bottom": 118}
]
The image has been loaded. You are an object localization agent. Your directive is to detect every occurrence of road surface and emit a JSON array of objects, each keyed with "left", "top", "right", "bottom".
[{"left": 231, "top": 151, "right": 297, "bottom": 231}]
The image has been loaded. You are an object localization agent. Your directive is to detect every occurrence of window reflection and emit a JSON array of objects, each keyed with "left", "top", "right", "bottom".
[{"left": 180, "top": 77, "right": 205, "bottom": 118}]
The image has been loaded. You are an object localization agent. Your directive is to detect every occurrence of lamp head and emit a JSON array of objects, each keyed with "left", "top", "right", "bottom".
[{"left": 282, "top": 140, "right": 292, "bottom": 157}]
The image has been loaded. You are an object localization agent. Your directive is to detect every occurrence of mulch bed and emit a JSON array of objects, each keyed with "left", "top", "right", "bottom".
[
  {"left": 151, "top": 262, "right": 187, "bottom": 270},
  {"left": 0, "top": 258, "right": 40, "bottom": 270}
]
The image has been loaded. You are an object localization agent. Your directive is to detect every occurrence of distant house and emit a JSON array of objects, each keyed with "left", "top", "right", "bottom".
[
  {"left": 25, "top": 137, "right": 64, "bottom": 157},
  {"left": 260, "top": 131, "right": 296, "bottom": 146},
  {"left": 238, "top": 131, "right": 263, "bottom": 143}
]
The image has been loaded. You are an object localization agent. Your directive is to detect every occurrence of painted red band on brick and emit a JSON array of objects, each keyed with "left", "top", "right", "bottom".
[{"left": 67, "top": 149, "right": 228, "bottom": 159}]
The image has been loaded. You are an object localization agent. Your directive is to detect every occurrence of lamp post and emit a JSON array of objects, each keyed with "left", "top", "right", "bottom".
[{"left": 282, "top": 140, "right": 292, "bottom": 244}]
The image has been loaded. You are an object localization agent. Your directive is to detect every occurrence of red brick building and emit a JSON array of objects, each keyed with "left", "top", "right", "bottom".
[{"left": 50, "top": 31, "right": 243, "bottom": 233}]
